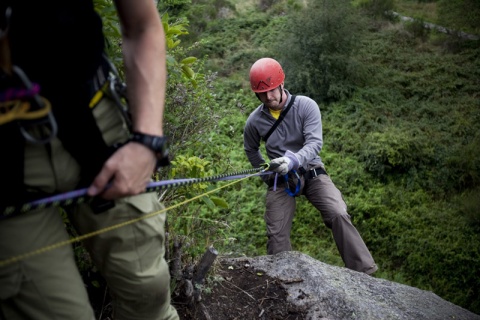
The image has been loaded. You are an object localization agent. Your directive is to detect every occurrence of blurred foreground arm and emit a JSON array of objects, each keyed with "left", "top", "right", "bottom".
[{"left": 88, "top": 0, "right": 167, "bottom": 199}]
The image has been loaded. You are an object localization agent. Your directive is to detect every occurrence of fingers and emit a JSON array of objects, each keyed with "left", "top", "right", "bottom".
[
  {"left": 274, "top": 164, "right": 289, "bottom": 175},
  {"left": 270, "top": 157, "right": 290, "bottom": 175},
  {"left": 87, "top": 163, "right": 115, "bottom": 197},
  {"left": 87, "top": 143, "right": 156, "bottom": 200},
  {"left": 271, "top": 163, "right": 289, "bottom": 175},
  {"left": 268, "top": 162, "right": 281, "bottom": 170},
  {"left": 100, "top": 174, "right": 148, "bottom": 200}
]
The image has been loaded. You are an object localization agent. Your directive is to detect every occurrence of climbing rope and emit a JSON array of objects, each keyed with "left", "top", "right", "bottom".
[
  {"left": 1, "top": 167, "right": 270, "bottom": 219},
  {"left": 0, "top": 164, "right": 305, "bottom": 267},
  {"left": 0, "top": 173, "right": 260, "bottom": 267}
]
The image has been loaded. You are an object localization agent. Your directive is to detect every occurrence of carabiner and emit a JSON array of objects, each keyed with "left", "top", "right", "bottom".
[
  {"left": 262, "top": 162, "right": 281, "bottom": 172},
  {"left": 283, "top": 170, "right": 301, "bottom": 197},
  {"left": 103, "top": 54, "right": 132, "bottom": 129},
  {"left": 12, "top": 66, "right": 58, "bottom": 144}
]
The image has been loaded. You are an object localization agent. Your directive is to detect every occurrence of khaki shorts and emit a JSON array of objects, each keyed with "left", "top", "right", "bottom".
[{"left": 0, "top": 94, "right": 178, "bottom": 319}]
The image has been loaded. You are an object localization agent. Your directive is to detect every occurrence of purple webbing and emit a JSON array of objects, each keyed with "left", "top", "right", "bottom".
[
  {"left": 29, "top": 188, "right": 89, "bottom": 206},
  {"left": 0, "top": 83, "right": 41, "bottom": 102}
]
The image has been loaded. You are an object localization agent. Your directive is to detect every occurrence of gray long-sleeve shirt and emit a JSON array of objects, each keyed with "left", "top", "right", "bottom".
[{"left": 243, "top": 90, "right": 324, "bottom": 170}]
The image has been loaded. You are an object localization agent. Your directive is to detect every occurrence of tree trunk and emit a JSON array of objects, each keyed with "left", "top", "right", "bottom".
[{"left": 193, "top": 246, "right": 218, "bottom": 301}]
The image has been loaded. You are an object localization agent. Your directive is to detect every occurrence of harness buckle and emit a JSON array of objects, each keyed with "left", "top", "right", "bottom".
[
  {"left": 284, "top": 170, "right": 301, "bottom": 197},
  {"left": 13, "top": 66, "right": 58, "bottom": 144}
]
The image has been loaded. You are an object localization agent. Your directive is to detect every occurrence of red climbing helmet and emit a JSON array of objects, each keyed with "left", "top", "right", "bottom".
[{"left": 249, "top": 58, "right": 285, "bottom": 93}]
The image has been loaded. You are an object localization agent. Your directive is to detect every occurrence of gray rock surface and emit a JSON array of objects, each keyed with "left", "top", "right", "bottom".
[{"left": 224, "top": 251, "right": 480, "bottom": 320}]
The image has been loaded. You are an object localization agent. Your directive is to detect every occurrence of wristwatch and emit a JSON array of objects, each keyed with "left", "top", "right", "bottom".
[{"left": 130, "top": 131, "right": 170, "bottom": 168}]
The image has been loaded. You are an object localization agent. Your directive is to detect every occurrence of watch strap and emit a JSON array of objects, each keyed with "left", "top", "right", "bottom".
[{"left": 130, "top": 131, "right": 170, "bottom": 168}]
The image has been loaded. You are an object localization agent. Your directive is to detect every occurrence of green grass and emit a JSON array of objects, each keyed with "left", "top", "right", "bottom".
[{"left": 394, "top": 0, "right": 438, "bottom": 23}]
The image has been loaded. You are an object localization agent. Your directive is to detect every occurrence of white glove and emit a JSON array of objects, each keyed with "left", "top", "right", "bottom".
[
  {"left": 270, "top": 151, "right": 299, "bottom": 175},
  {"left": 270, "top": 157, "right": 291, "bottom": 175}
]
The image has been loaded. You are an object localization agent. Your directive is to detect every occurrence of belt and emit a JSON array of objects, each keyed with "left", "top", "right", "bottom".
[
  {"left": 301, "top": 167, "right": 327, "bottom": 180},
  {"left": 266, "top": 167, "right": 327, "bottom": 187}
]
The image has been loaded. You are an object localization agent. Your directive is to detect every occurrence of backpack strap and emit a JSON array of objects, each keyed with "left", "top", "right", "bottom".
[{"left": 262, "top": 95, "right": 296, "bottom": 142}]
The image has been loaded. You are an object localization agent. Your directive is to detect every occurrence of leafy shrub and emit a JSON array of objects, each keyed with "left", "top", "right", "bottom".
[
  {"left": 275, "top": 0, "right": 367, "bottom": 102},
  {"left": 353, "top": 0, "right": 395, "bottom": 17},
  {"left": 359, "top": 126, "right": 435, "bottom": 177}
]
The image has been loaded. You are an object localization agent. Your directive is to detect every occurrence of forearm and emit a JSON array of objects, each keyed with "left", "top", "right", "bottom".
[
  {"left": 115, "top": 0, "right": 167, "bottom": 136},
  {"left": 293, "top": 100, "right": 323, "bottom": 165},
  {"left": 244, "top": 121, "right": 265, "bottom": 167},
  {"left": 245, "top": 149, "right": 265, "bottom": 168}
]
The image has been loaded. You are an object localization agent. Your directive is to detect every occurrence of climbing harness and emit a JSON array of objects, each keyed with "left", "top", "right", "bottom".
[
  {"left": 89, "top": 54, "right": 131, "bottom": 129},
  {"left": 284, "top": 170, "right": 301, "bottom": 197},
  {"left": 261, "top": 162, "right": 302, "bottom": 197},
  {"left": 0, "top": 7, "right": 58, "bottom": 144}
]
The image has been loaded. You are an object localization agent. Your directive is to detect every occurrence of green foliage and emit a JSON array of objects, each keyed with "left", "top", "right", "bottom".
[
  {"left": 185, "top": 1, "right": 480, "bottom": 313},
  {"left": 165, "top": 155, "right": 234, "bottom": 259},
  {"left": 444, "top": 133, "right": 480, "bottom": 191},
  {"left": 94, "top": 2, "right": 198, "bottom": 84},
  {"left": 275, "top": 0, "right": 367, "bottom": 102},
  {"left": 318, "top": 13, "right": 480, "bottom": 312},
  {"left": 180, "top": 0, "right": 237, "bottom": 43},
  {"left": 437, "top": 0, "right": 480, "bottom": 34},
  {"left": 404, "top": 18, "right": 430, "bottom": 41},
  {"left": 163, "top": 59, "right": 220, "bottom": 154},
  {"left": 162, "top": 13, "right": 201, "bottom": 86},
  {"left": 161, "top": 0, "right": 192, "bottom": 8},
  {"left": 359, "top": 126, "right": 435, "bottom": 177},
  {"left": 456, "top": 187, "right": 480, "bottom": 232},
  {"left": 195, "top": 13, "right": 280, "bottom": 72},
  {"left": 93, "top": 0, "right": 122, "bottom": 63},
  {"left": 353, "top": 0, "right": 395, "bottom": 17},
  {"left": 91, "top": 0, "right": 480, "bottom": 314}
]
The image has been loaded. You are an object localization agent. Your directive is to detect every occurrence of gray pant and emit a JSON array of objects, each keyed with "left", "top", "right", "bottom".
[{"left": 264, "top": 170, "right": 377, "bottom": 274}]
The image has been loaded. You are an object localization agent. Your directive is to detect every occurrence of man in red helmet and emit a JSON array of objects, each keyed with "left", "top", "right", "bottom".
[{"left": 244, "top": 57, "right": 377, "bottom": 275}]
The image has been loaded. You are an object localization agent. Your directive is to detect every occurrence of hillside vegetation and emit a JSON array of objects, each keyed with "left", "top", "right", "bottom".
[{"left": 93, "top": 0, "right": 480, "bottom": 315}]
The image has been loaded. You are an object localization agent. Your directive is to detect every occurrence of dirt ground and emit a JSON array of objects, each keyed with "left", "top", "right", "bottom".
[
  {"left": 87, "top": 258, "right": 307, "bottom": 320},
  {"left": 172, "top": 260, "right": 307, "bottom": 320}
]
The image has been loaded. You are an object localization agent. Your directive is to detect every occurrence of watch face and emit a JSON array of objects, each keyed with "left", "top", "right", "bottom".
[
  {"left": 132, "top": 132, "right": 168, "bottom": 156},
  {"left": 152, "top": 136, "right": 166, "bottom": 152}
]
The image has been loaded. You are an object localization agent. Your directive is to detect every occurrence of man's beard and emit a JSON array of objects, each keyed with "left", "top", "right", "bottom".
[{"left": 266, "top": 100, "right": 281, "bottom": 110}]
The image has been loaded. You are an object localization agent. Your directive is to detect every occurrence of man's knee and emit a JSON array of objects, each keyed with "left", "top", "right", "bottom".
[
  {"left": 323, "top": 208, "right": 351, "bottom": 229},
  {"left": 111, "top": 258, "right": 178, "bottom": 320}
]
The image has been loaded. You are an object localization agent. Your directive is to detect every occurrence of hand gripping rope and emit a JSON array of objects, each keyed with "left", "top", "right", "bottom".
[
  {"left": 0, "top": 166, "right": 272, "bottom": 267},
  {"left": 0, "top": 167, "right": 272, "bottom": 219},
  {"left": 0, "top": 164, "right": 302, "bottom": 267},
  {"left": 262, "top": 162, "right": 302, "bottom": 197}
]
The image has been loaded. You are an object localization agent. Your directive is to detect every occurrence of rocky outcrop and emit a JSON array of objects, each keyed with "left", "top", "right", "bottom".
[{"left": 223, "top": 251, "right": 480, "bottom": 320}]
